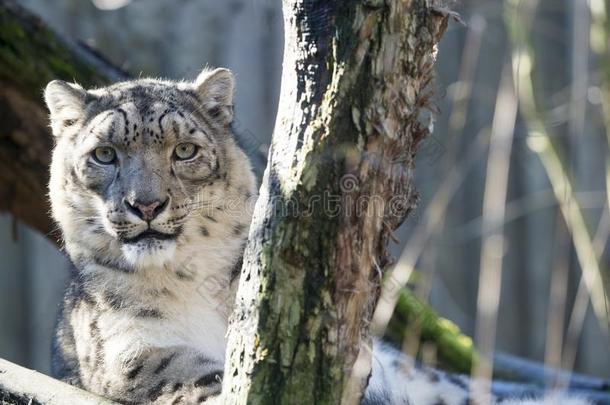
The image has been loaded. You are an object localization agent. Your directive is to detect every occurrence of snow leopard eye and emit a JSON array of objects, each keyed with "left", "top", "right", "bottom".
[
  {"left": 92, "top": 146, "right": 116, "bottom": 164},
  {"left": 174, "top": 143, "right": 198, "bottom": 160}
]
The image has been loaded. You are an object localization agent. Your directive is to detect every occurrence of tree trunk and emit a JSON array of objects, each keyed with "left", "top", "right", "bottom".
[
  {"left": 222, "top": 1, "right": 448, "bottom": 403},
  {"left": 0, "top": 0, "right": 125, "bottom": 239}
]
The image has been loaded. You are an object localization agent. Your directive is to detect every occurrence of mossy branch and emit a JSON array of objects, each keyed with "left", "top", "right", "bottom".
[
  {"left": 0, "top": 0, "right": 125, "bottom": 239},
  {"left": 384, "top": 288, "right": 476, "bottom": 374}
]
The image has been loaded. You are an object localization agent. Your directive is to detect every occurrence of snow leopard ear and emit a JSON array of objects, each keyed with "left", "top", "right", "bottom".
[
  {"left": 44, "top": 80, "right": 87, "bottom": 136},
  {"left": 194, "top": 68, "right": 235, "bottom": 123}
]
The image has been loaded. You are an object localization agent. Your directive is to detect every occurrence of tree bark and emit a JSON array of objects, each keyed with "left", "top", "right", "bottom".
[
  {"left": 0, "top": 358, "right": 116, "bottom": 405},
  {"left": 222, "top": 1, "right": 448, "bottom": 403},
  {"left": 0, "top": 0, "right": 125, "bottom": 239}
]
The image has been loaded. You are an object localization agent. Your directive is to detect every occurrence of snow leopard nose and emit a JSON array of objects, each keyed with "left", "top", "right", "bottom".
[{"left": 124, "top": 198, "right": 169, "bottom": 222}]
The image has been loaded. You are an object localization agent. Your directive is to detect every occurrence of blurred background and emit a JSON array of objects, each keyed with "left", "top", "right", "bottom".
[{"left": 0, "top": 0, "right": 608, "bottom": 383}]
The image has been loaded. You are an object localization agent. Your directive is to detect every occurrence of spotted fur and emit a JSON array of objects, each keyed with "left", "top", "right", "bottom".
[
  {"left": 46, "top": 68, "right": 254, "bottom": 404},
  {"left": 363, "top": 341, "right": 591, "bottom": 405},
  {"left": 46, "top": 69, "right": 590, "bottom": 405}
]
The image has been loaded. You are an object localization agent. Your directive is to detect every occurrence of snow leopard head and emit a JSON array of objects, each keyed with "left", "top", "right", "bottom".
[{"left": 45, "top": 68, "right": 256, "bottom": 273}]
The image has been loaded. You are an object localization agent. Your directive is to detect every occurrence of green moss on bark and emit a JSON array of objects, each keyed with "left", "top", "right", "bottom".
[
  {"left": 385, "top": 289, "right": 476, "bottom": 374},
  {"left": 0, "top": 0, "right": 123, "bottom": 103},
  {"left": 223, "top": 1, "right": 449, "bottom": 404},
  {"left": 0, "top": 0, "right": 124, "bottom": 238}
]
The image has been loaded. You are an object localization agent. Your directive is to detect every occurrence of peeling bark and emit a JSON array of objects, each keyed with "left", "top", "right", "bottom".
[{"left": 223, "top": 1, "right": 448, "bottom": 403}]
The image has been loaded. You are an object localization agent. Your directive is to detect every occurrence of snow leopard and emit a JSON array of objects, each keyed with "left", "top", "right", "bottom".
[{"left": 44, "top": 68, "right": 590, "bottom": 405}]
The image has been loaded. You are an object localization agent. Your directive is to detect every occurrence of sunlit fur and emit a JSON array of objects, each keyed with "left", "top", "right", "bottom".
[
  {"left": 47, "top": 68, "right": 256, "bottom": 403},
  {"left": 363, "top": 341, "right": 591, "bottom": 405}
]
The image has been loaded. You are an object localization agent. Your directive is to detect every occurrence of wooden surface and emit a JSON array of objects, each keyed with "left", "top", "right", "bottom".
[
  {"left": 222, "top": 1, "right": 449, "bottom": 403},
  {"left": 0, "top": 358, "right": 116, "bottom": 405}
]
